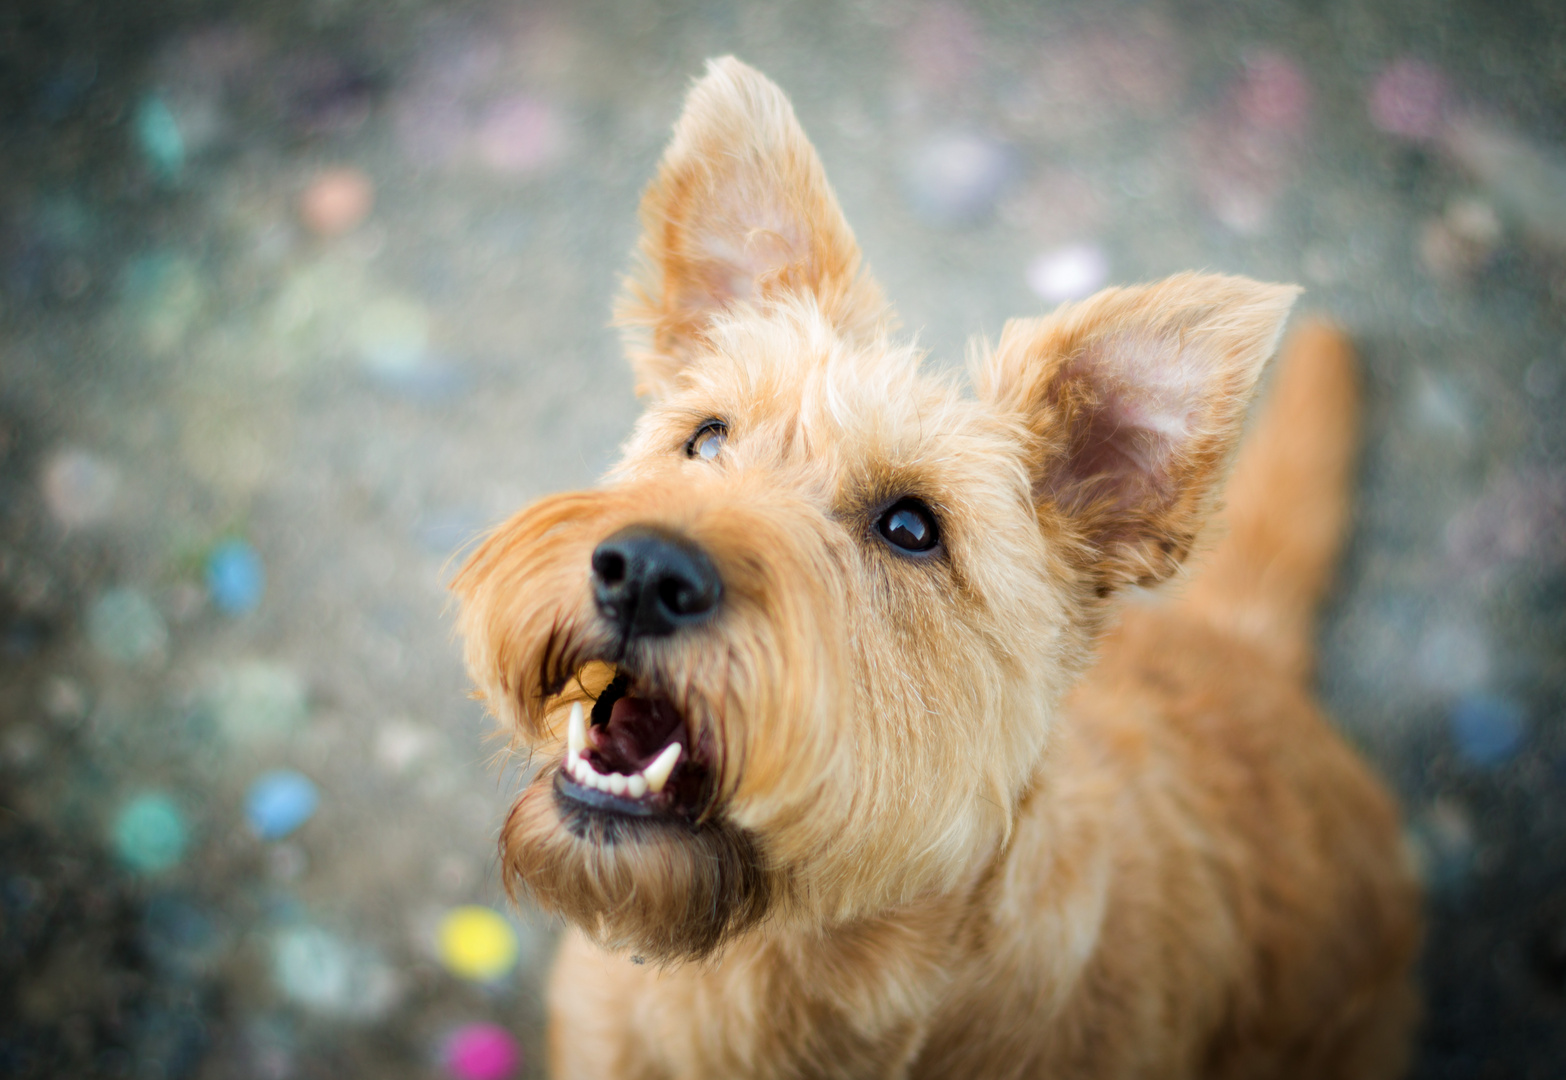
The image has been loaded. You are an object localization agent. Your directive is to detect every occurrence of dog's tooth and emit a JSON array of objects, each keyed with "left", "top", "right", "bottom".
[
  {"left": 607, "top": 773, "right": 627, "bottom": 796},
  {"left": 642, "top": 743, "right": 682, "bottom": 794},
  {"left": 567, "top": 701, "right": 586, "bottom": 758},
  {"left": 626, "top": 774, "right": 648, "bottom": 799}
]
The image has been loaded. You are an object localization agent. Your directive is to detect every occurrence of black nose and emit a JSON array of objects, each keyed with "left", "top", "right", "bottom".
[{"left": 591, "top": 526, "right": 722, "bottom": 639}]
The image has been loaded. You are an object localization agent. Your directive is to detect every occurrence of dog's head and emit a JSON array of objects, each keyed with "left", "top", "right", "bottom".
[{"left": 453, "top": 58, "right": 1298, "bottom": 961}]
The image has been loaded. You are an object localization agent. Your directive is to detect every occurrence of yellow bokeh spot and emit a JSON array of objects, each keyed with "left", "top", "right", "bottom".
[{"left": 437, "top": 906, "right": 519, "bottom": 982}]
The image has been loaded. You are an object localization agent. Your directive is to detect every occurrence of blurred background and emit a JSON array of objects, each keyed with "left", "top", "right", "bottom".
[{"left": 1, "top": 0, "right": 1563, "bottom": 1076}]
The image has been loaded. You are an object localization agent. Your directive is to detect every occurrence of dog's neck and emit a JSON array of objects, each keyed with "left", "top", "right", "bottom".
[{"left": 607, "top": 726, "right": 1106, "bottom": 1075}]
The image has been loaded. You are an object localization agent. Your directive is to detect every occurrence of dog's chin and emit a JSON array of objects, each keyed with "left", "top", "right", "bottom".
[
  {"left": 500, "top": 667, "right": 774, "bottom": 961},
  {"left": 500, "top": 771, "right": 772, "bottom": 961}
]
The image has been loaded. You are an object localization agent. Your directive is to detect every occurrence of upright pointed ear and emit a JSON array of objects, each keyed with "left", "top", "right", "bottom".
[
  {"left": 616, "top": 57, "right": 893, "bottom": 398},
  {"left": 976, "top": 273, "right": 1301, "bottom": 596}
]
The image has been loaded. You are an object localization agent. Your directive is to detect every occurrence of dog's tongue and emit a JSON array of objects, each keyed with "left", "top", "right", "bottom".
[{"left": 598, "top": 695, "right": 683, "bottom": 773}]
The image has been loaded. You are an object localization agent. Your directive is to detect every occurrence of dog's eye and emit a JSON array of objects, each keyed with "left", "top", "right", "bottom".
[
  {"left": 875, "top": 498, "right": 939, "bottom": 554},
  {"left": 685, "top": 420, "right": 727, "bottom": 461}
]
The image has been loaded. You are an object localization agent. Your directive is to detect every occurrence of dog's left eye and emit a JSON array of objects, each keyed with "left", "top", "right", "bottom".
[
  {"left": 686, "top": 420, "right": 727, "bottom": 461},
  {"left": 875, "top": 498, "right": 939, "bottom": 553}
]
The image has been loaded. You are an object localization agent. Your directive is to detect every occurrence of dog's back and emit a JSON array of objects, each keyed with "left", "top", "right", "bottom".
[{"left": 918, "top": 324, "right": 1422, "bottom": 1079}]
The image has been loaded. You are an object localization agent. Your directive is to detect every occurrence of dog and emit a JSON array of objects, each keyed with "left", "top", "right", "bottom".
[{"left": 452, "top": 57, "right": 1421, "bottom": 1079}]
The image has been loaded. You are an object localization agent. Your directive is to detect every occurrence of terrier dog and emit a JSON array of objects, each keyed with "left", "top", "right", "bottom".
[{"left": 453, "top": 58, "right": 1421, "bottom": 1079}]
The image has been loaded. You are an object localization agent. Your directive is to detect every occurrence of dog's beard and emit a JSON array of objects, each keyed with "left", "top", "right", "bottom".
[
  {"left": 501, "top": 643, "right": 779, "bottom": 961},
  {"left": 501, "top": 767, "right": 773, "bottom": 961}
]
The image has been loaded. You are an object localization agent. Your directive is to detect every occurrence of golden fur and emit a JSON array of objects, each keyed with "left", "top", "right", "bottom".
[{"left": 452, "top": 58, "right": 1420, "bottom": 1079}]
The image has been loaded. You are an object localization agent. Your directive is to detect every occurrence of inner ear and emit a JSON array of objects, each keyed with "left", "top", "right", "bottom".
[
  {"left": 977, "top": 272, "right": 1300, "bottom": 595},
  {"left": 616, "top": 57, "right": 892, "bottom": 398},
  {"left": 1046, "top": 352, "right": 1194, "bottom": 518}
]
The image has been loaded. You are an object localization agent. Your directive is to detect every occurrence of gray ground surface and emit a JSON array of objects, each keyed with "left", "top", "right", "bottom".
[{"left": 2, "top": 1, "right": 1564, "bottom": 1077}]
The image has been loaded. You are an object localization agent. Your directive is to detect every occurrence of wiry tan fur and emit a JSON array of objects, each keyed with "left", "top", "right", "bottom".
[{"left": 452, "top": 58, "right": 1420, "bottom": 1079}]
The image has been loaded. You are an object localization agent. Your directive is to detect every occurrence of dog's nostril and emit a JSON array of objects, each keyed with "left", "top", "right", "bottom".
[
  {"left": 659, "top": 576, "right": 712, "bottom": 619},
  {"left": 591, "top": 526, "right": 722, "bottom": 638},
  {"left": 592, "top": 549, "right": 628, "bottom": 585}
]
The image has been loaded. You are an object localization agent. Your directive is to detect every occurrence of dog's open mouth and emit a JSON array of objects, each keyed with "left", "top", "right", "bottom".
[{"left": 555, "top": 669, "right": 710, "bottom": 819}]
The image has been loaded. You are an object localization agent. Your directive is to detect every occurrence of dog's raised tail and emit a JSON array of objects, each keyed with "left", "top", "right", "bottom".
[{"left": 1182, "top": 319, "right": 1360, "bottom": 681}]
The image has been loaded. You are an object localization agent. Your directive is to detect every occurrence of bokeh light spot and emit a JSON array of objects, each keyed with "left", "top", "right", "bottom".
[
  {"left": 209, "top": 661, "right": 308, "bottom": 746},
  {"left": 476, "top": 96, "right": 567, "bottom": 174},
  {"left": 271, "top": 924, "right": 400, "bottom": 1019},
  {"left": 353, "top": 295, "right": 431, "bottom": 377},
  {"left": 113, "top": 792, "right": 189, "bottom": 873},
  {"left": 135, "top": 94, "right": 186, "bottom": 180},
  {"left": 1026, "top": 243, "right": 1110, "bottom": 303},
  {"left": 904, "top": 132, "right": 1012, "bottom": 225},
  {"left": 206, "top": 539, "right": 266, "bottom": 615},
  {"left": 299, "top": 167, "right": 376, "bottom": 236},
  {"left": 437, "top": 906, "right": 519, "bottom": 982},
  {"left": 1450, "top": 693, "right": 1527, "bottom": 767},
  {"left": 1369, "top": 59, "right": 1447, "bottom": 140},
  {"left": 87, "top": 587, "right": 169, "bottom": 667},
  {"left": 444, "top": 1023, "right": 521, "bottom": 1080},
  {"left": 246, "top": 771, "right": 320, "bottom": 840},
  {"left": 41, "top": 447, "right": 118, "bottom": 528}
]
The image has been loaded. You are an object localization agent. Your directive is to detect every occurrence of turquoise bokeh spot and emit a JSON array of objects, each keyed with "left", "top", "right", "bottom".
[
  {"left": 113, "top": 792, "right": 189, "bottom": 873},
  {"left": 134, "top": 95, "right": 185, "bottom": 180}
]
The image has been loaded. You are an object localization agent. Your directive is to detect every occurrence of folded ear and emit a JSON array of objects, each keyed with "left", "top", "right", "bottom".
[
  {"left": 616, "top": 57, "right": 892, "bottom": 398},
  {"left": 976, "top": 273, "right": 1301, "bottom": 597}
]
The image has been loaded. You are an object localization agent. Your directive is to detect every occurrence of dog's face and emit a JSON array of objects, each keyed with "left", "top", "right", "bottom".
[{"left": 453, "top": 59, "right": 1298, "bottom": 961}]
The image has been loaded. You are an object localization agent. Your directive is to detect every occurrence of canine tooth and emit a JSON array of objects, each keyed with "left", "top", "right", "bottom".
[
  {"left": 626, "top": 774, "right": 648, "bottom": 799},
  {"left": 608, "top": 773, "right": 627, "bottom": 796},
  {"left": 642, "top": 743, "right": 682, "bottom": 794},
  {"left": 567, "top": 701, "right": 586, "bottom": 758}
]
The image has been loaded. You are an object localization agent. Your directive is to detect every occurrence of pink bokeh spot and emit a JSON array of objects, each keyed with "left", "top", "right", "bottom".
[
  {"left": 900, "top": 2, "right": 982, "bottom": 90},
  {"left": 1191, "top": 51, "right": 1312, "bottom": 235},
  {"left": 1235, "top": 50, "right": 1312, "bottom": 135},
  {"left": 445, "top": 1023, "right": 521, "bottom": 1080},
  {"left": 477, "top": 95, "right": 566, "bottom": 174},
  {"left": 1369, "top": 58, "right": 1447, "bottom": 140}
]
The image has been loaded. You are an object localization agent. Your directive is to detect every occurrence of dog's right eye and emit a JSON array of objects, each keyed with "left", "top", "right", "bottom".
[{"left": 685, "top": 420, "right": 727, "bottom": 461}]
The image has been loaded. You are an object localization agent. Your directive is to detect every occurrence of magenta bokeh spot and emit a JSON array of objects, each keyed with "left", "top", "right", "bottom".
[
  {"left": 1368, "top": 58, "right": 1447, "bottom": 140},
  {"left": 445, "top": 1023, "right": 521, "bottom": 1080}
]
